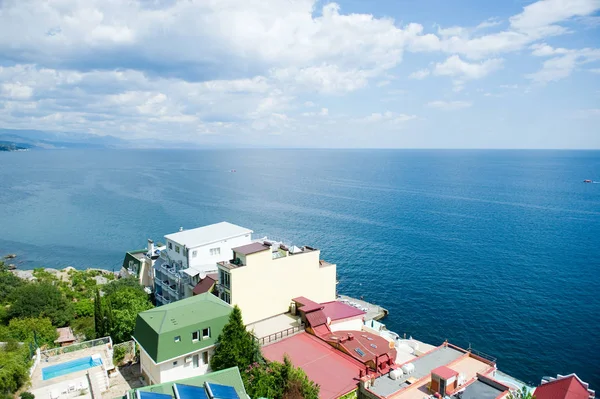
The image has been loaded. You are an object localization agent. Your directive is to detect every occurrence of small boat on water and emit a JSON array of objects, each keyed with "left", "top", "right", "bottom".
[{"left": 584, "top": 179, "right": 593, "bottom": 183}]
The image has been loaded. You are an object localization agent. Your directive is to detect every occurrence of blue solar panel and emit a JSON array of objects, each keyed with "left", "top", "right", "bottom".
[
  {"left": 173, "top": 384, "right": 208, "bottom": 399},
  {"left": 205, "top": 383, "right": 239, "bottom": 399},
  {"left": 137, "top": 391, "right": 172, "bottom": 399}
]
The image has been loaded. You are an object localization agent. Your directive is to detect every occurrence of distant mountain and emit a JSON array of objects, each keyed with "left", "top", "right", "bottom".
[{"left": 0, "top": 129, "right": 130, "bottom": 150}]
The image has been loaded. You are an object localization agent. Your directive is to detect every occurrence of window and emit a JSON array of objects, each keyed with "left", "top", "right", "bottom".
[
  {"left": 202, "top": 328, "right": 210, "bottom": 339},
  {"left": 192, "top": 250, "right": 197, "bottom": 258},
  {"left": 202, "top": 351, "right": 209, "bottom": 365},
  {"left": 210, "top": 247, "right": 220, "bottom": 256},
  {"left": 193, "top": 354, "right": 199, "bottom": 368},
  {"left": 173, "top": 361, "right": 178, "bottom": 366},
  {"left": 174, "top": 336, "right": 181, "bottom": 343},
  {"left": 219, "top": 270, "right": 231, "bottom": 289},
  {"left": 168, "top": 242, "right": 172, "bottom": 250},
  {"left": 192, "top": 331, "right": 199, "bottom": 341},
  {"left": 221, "top": 291, "right": 231, "bottom": 304},
  {"left": 175, "top": 246, "right": 180, "bottom": 253}
]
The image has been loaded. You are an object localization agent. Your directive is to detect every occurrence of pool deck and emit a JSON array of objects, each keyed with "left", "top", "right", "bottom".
[{"left": 30, "top": 343, "right": 113, "bottom": 399}]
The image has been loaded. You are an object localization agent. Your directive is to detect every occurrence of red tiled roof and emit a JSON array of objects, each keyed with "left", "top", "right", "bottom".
[
  {"left": 233, "top": 242, "right": 269, "bottom": 255},
  {"left": 321, "top": 301, "right": 365, "bottom": 321},
  {"left": 322, "top": 330, "right": 397, "bottom": 366},
  {"left": 432, "top": 366, "right": 459, "bottom": 380},
  {"left": 534, "top": 376, "right": 592, "bottom": 399},
  {"left": 293, "top": 296, "right": 323, "bottom": 313},
  {"left": 54, "top": 327, "right": 76, "bottom": 343},
  {"left": 306, "top": 310, "right": 328, "bottom": 327},
  {"left": 192, "top": 274, "right": 217, "bottom": 295},
  {"left": 262, "top": 332, "right": 364, "bottom": 399}
]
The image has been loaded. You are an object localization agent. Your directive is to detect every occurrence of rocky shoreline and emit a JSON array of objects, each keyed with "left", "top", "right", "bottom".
[{"left": 3, "top": 253, "right": 118, "bottom": 281}]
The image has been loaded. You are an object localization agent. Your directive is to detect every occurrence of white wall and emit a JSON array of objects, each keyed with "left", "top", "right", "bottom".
[
  {"left": 140, "top": 346, "right": 214, "bottom": 384},
  {"left": 188, "top": 234, "right": 251, "bottom": 271},
  {"left": 165, "top": 234, "right": 251, "bottom": 272},
  {"left": 330, "top": 316, "right": 364, "bottom": 332},
  {"left": 227, "top": 249, "right": 337, "bottom": 324}
]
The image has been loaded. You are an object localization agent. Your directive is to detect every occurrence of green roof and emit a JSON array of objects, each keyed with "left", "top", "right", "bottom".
[
  {"left": 122, "top": 250, "right": 146, "bottom": 271},
  {"left": 125, "top": 367, "right": 248, "bottom": 399},
  {"left": 134, "top": 293, "right": 232, "bottom": 363}
]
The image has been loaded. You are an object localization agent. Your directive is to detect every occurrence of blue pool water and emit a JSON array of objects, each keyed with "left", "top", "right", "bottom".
[
  {"left": 42, "top": 356, "right": 103, "bottom": 380},
  {"left": 1, "top": 149, "right": 599, "bottom": 388}
]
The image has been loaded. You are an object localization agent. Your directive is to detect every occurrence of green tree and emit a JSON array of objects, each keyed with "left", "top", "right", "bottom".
[
  {"left": 8, "top": 283, "right": 73, "bottom": 327},
  {"left": 508, "top": 387, "right": 536, "bottom": 399},
  {"left": 0, "top": 269, "right": 25, "bottom": 304},
  {"left": 102, "top": 277, "right": 145, "bottom": 297},
  {"left": 104, "top": 287, "right": 152, "bottom": 343},
  {"left": 0, "top": 340, "right": 30, "bottom": 396},
  {"left": 210, "top": 305, "right": 262, "bottom": 372},
  {"left": 73, "top": 298, "right": 94, "bottom": 318},
  {"left": 71, "top": 316, "right": 95, "bottom": 341},
  {"left": 94, "top": 289, "right": 104, "bottom": 338},
  {"left": 7, "top": 317, "right": 58, "bottom": 348},
  {"left": 244, "top": 356, "right": 319, "bottom": 399}
]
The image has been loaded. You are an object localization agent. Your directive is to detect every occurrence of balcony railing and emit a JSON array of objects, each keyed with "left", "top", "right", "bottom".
[{"left": 253, "top": 324, "right": 305, "bottom": 346}]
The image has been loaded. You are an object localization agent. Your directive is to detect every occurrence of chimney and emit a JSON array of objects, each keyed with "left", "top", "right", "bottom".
[
  {"left": 148, "top": 239, "right": 154, "bottom": 256},
  {"left": 347, "top": 333, "right": 354, "bottom": 341}
]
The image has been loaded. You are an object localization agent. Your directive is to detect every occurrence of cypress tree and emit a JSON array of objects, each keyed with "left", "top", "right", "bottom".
[
  {"left": 210, "top": 305, "right": 262, "bottom": 372},
  {"left": 94, "top": 289, "right": 104, "bottom": 338}
]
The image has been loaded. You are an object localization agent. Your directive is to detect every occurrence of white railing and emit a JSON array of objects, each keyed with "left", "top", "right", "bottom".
[{"left": 41, "top": 337, "right": 112, "bottom": 358}]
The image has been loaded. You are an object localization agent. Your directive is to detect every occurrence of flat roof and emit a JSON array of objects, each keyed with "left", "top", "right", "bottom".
[
  {"left": 164, "top": 222, "right": 252, "bottom": 248},
  {"left": 262, "top": 332, "right": 363, "bottom": 399},
  {"left": 368, "top": 346, "right": 465, "bottom": 397},
  {"left": 321, "top": 301, "right": 365, "bottom": 321},
  {"left": 232, "top": 242, "right": 269, "bottom": 255},
  {"left": 460, "top": 379, "right": 506, "bottom": 399},
  {"left": 322, "top": 331, "right": 396, "bottom": 365}
]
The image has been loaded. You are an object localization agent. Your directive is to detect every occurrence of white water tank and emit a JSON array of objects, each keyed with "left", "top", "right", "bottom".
[
  {"left": 402, "top": 363, "right": 415, "bottom": 374},
  {"left": 389, "top": 369, "right": 403, "bottom": 380}
]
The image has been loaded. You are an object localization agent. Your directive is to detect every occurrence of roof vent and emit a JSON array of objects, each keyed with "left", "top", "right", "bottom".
[{"left": 179, "top": 227, "right": 183, "bottom": 232}]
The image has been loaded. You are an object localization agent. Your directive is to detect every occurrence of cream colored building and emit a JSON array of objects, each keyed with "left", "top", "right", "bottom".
[{"left": 216, "top": 240, "right": 337, "bottom": 325}]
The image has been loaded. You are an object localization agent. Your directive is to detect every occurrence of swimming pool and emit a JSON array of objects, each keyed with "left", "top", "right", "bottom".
[{"left": 42, "top": 355, "right": 103, "bottom": 380}]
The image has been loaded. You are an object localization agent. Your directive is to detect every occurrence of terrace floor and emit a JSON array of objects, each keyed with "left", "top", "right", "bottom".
[
  {"left": 246, "top": 313, "right": 302, "bottom": 340},
  {"left": 101, "top": 364, "right": 145, "bottom": 399}
]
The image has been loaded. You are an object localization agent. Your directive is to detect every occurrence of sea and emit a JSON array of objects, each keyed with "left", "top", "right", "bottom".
[{"left": 0, "top": 149, "right": 599, "bottom": 387}]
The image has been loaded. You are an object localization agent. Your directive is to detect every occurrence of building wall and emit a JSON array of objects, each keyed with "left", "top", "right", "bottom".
[
  {"left": 330, "top": 316, "right": 364, "bottom": 333},
  {"left": 188, "top": 234, "right": 251, "bottom": 271},
  {"left": 139, "top": 344, "right": 214, "bottom": 384},
  {"left": 228, "top": 249, "right": 337, "bottom": 324},
  {"left": 165, "top": 234, "right": 251, "bottom": 272}
]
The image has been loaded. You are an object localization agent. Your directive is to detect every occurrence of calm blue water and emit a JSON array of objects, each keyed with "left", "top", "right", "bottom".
[
  {"left": 1, "top": 149, "right": 599, "bottom": 387},
  {"left": 42, "top": 356, "right": 103, "bottom": 380}
]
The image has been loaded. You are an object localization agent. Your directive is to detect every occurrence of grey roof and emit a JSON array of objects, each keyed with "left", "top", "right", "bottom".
[
  {"left": 369, "top": 346, "right": 464, "bottom": 397},
  {"left": 164, "top": 222, "right": 252, "bottom": 248},
  {"left": 233, "top": 242, "right": 270, "bottom": 255},
  {"left": 458, "top": 380, "right": 506, "bottom": 399}
]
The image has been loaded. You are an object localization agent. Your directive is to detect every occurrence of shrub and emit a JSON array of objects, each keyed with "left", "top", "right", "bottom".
[{"left": 21, "top": 392, "right": 35, "bottom": 399}]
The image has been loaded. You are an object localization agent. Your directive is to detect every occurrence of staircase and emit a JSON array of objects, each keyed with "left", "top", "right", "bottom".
[{"left": 87, "top": 365, "right": 110, "bottom": 398}]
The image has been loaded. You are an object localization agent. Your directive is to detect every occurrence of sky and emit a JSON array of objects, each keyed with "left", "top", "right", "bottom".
[{"left": 0, "top": 0, "right": 599, "bottom": 149}]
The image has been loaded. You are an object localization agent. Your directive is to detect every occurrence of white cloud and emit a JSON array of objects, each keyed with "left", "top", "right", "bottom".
[
  {"left": 590, "top": 68, "right": 600, "bottom": 74},
  {"left": 528, "top": 44, "right": 600, "bottom": 82},
  {"left": 500, "top": 84, "right": 519, "bottom": 89},
  {"left": 433, "top": 55, "right": 504, "bottom": 80},
  {"left": 409, "top": 69, "right": 430, "bottom": 79},
  {"left": 427, "top": 100, "right": 472, "bottom": 110},
  {"left": 357, "top": 111, "right": 416, "bottom": 124},
  {"left": 1, "top": 82, "right": 34, "bottom": 99},
  {"left": 302, "top": 108, "right": 329, "bottom": 117}
]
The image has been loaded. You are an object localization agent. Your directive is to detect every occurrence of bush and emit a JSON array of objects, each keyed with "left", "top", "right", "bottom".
[
  {"left": 113, "top": 345, "right": 128, "bottom": 365},
  {"left": 21, "top": 392, "right": 35, "bottom": 399}
]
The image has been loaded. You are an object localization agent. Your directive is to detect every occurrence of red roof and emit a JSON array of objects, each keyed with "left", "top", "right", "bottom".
[
  {"left": 321, "top": 301, "right": 365, "bottom": 321},
  {"left": 293, "top": 296, "right": 323, "bottom": 313},
  {"left": 321, "top": 330, "right": 397, "bottom": 367},
  {"left": 233, "top": 242, "right": 269, "bottom": 255},
  {"left": 306, "top": 310, "right": 328, "bottom": 327},
  {"left": 192, "top": 274, "right": 217, "bottom": 295},
  {"left": 432, "top": 366, "right": 459, "bottom": 380},
  {"left": 54, "top": 327, "right": 76, "bottom": 343},
  {"left": 534, "top": 376, "right": 592, "bottom": 399},
  {"left": 262, "top": 332, "right": 364, "bottom": 399}
]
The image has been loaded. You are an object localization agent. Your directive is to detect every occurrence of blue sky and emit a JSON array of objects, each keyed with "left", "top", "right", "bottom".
[{"left": 0, "top": 0, "right": 599, "bottom": 148}]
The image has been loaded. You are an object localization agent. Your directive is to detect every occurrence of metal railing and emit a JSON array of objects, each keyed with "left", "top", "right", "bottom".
[
  {"left": 254, "top": 324, "right": 305, "bottom": 346},
  {"left": 468, "top": 347, "right": 497, "bottom": 363},
  {"left": 41, "top": 337, "right": 112, "bottom": 358}
]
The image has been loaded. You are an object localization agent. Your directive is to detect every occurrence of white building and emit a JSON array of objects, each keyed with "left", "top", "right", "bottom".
[{"left": 154, "top": 222, "right": 252, "bottom": 306}]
